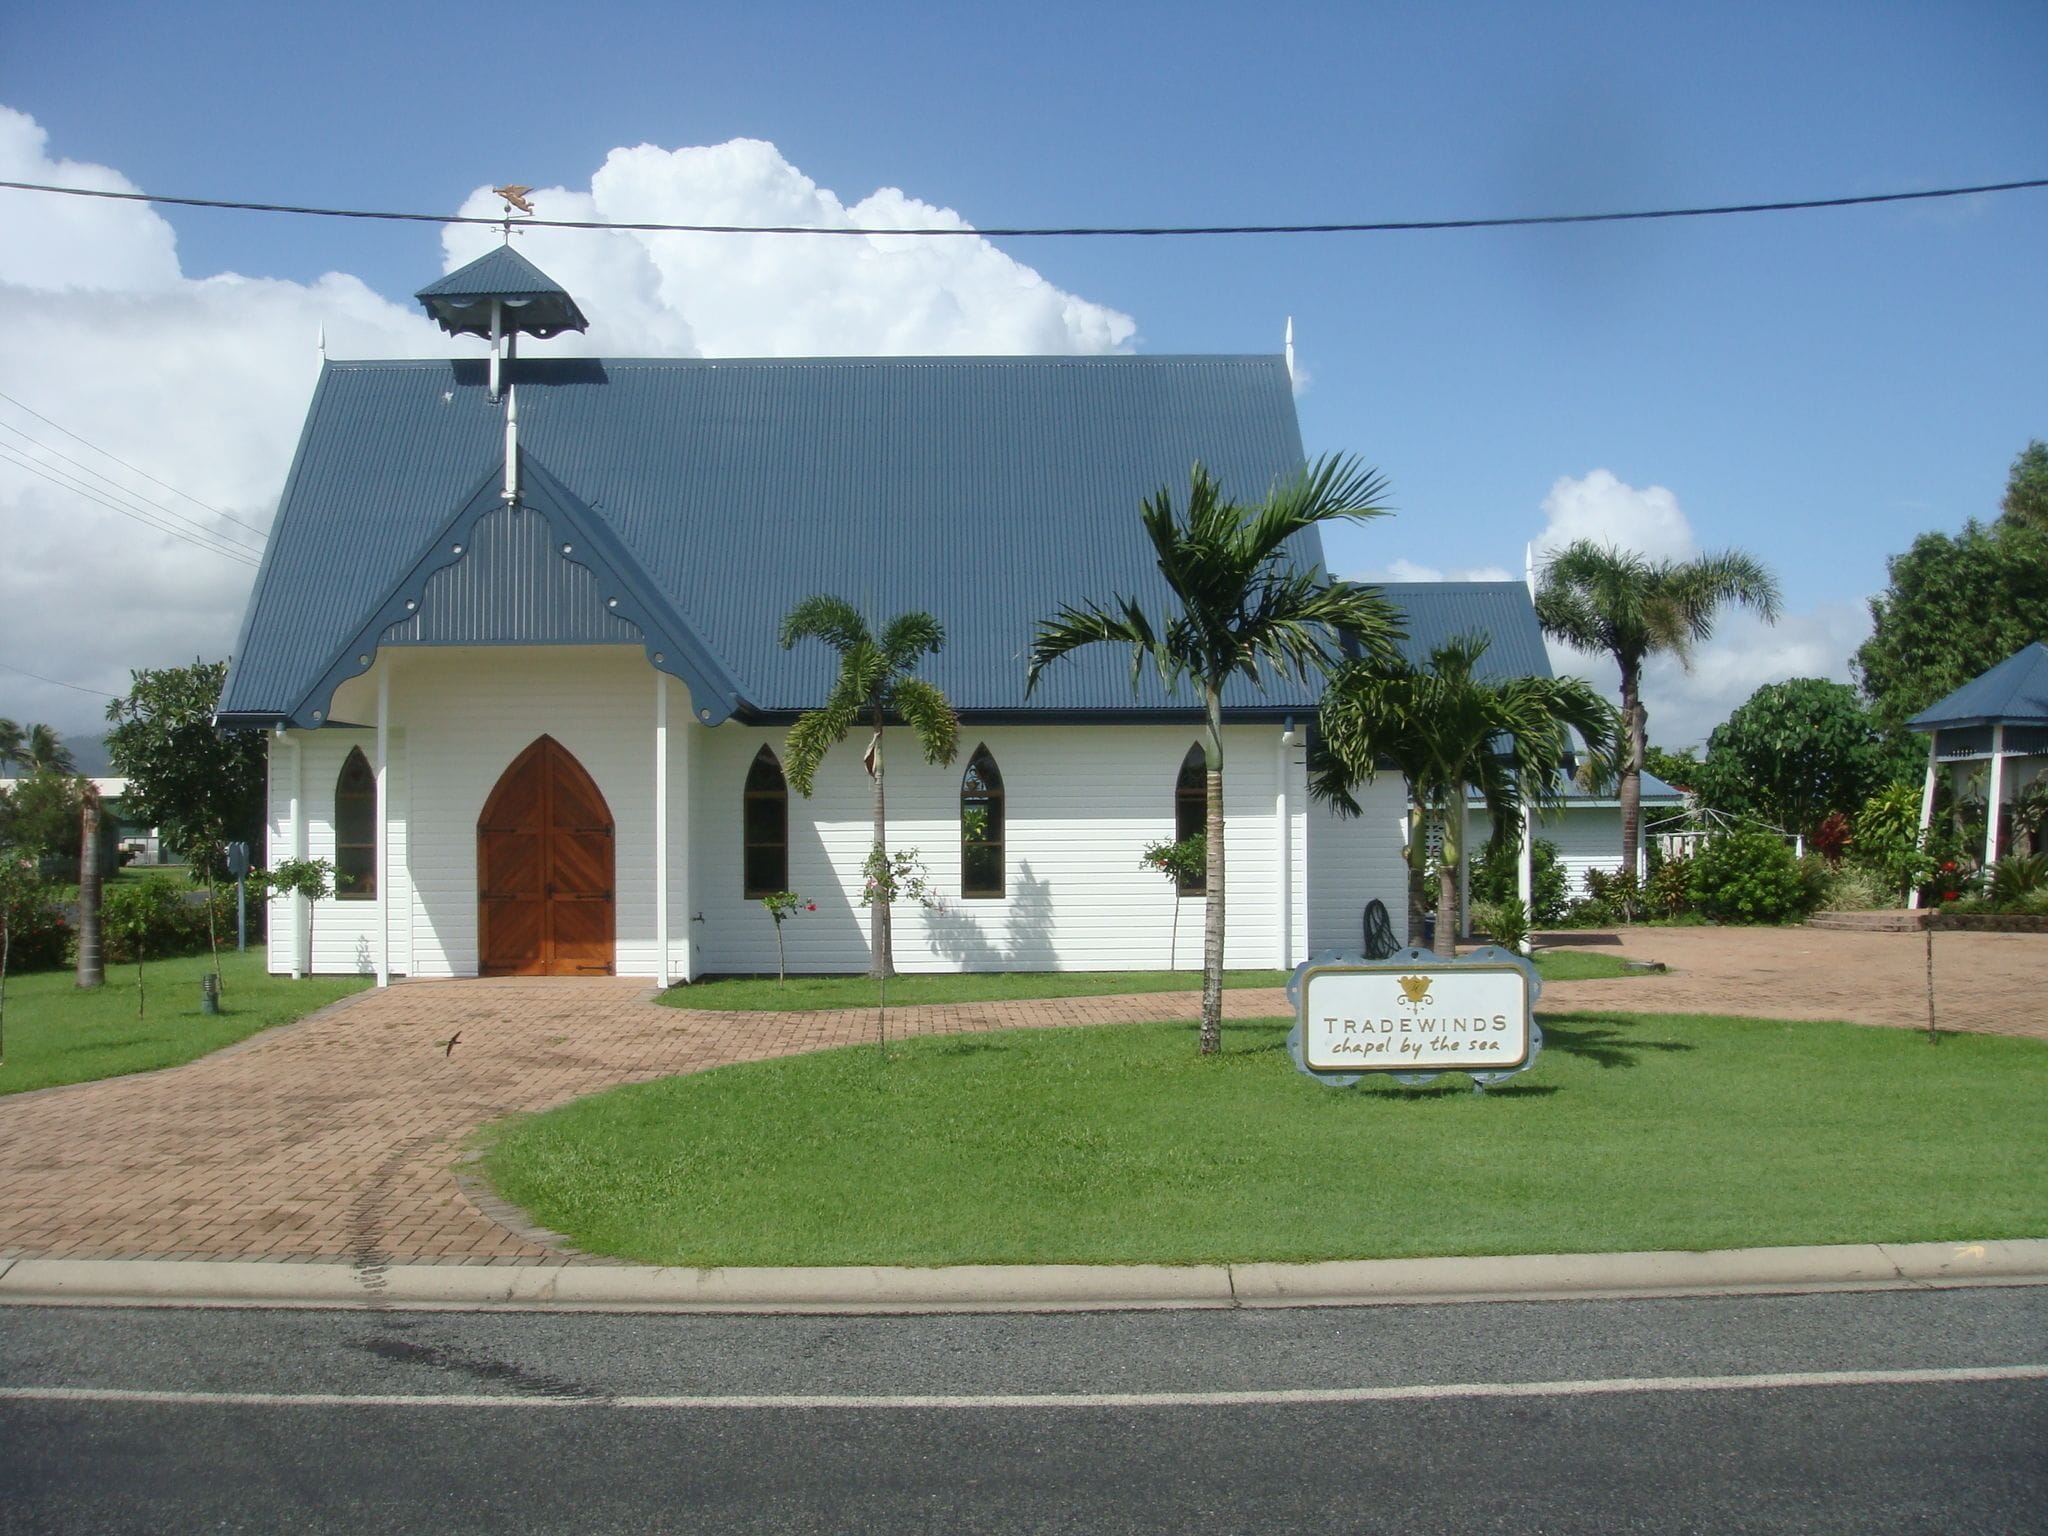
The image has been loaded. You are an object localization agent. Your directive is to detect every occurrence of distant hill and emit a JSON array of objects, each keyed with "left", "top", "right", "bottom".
[{"left": 62, "top": 734, "right": 114, "bottom": 777}]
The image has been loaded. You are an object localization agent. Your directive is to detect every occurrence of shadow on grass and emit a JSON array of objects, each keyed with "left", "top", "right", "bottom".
[
  {"left": 1540, "top": 1015, "right": 1696, "bottom": 1070},
  {"left": 1534, "top": 930, "right": 1621, "bottom": 947},
  {"left": 927, "top": 1036, "right": 1012, "bottom": 1058}
]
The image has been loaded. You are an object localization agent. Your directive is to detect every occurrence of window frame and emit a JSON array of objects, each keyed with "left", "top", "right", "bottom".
[
  {"left": 334, "top": 746, "right": 377, "bottom": 901},
  {"left": 742, "top": 745, "right": 789, "bottom": 898},
  {"left": 960, "top": 743, "right": 1005, "bottom": 900},
  {"left": 1174, "top": 742, "right": 1207, "bottom": 896}
]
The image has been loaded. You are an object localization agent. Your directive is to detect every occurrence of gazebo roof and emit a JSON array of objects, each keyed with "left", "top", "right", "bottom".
[{"left": 1907, "top": 642, "right": 2048, "bottom": 732}]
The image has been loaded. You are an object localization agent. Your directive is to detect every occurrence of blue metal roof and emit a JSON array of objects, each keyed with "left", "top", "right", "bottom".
[
  {"left": 221, "top": 354, "right": 1560, "bottom": 728},
  {"left": 1907, "top": 642, "right": 2048, "bottom": 732},
  {"left": 415, "top": 246, "right": 589, "bottom": 339},
  {"left": 1381, "top": 581, "right": 1553, "bottom": 681}
]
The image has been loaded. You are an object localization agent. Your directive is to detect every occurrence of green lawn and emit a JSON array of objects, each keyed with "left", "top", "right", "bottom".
[
  {"left": 660, "top": 953, "right": 1625, "bottom": 1011},
  {"left": 478, "top": 1011, "right": 2048, "bottom": 1268},
  {"left": 0, "top": 949, "right": 370, "bottom": 1096}
]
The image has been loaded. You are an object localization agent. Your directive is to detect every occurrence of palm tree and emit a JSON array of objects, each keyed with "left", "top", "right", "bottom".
[
  {"left": 1027, "top": 455, "right": 1401, "bottom": 1053},
  {"left": 1314, "top": 634, "right": 1619, "bottom": 957},
  {"left": 780, "top": 597, "right": 959, "bottom": 978},
  {"left": 1536, "top": 541, "right": 1780, "bottom": 882},
  {"left": 0, "top": 721, "right": 73, "bottom": 776}
]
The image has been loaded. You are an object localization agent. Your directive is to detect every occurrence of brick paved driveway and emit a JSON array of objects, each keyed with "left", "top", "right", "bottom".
[{"left": 0, "top": 927, "right": 2038, "bottom": 1266}]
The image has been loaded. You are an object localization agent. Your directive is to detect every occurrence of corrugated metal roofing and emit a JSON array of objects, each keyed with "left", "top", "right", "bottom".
[
  {"left": 1380, "top": 581, "right": 1553, "bottom": 681},
  {"left": 415, "top": 247, "right": 589, "bottom": 338},
  {"left": 220, "top": 354, "right": 1555, "bottom": 727},
  {"left": 1466, "top": 769, "right": 1683, "bottom": 806},
  {"left": 1906, "top": 642, "right": 2048, "bottom": 731}
]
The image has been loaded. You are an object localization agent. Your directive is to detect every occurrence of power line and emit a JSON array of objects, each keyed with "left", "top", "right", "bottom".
[
  {"left": 0, "top": 445, "right": 262, "bottom": 567},
  {"left": 0, "top": 420, "right": 265, "bottom": 555},
  {"left": 0, "top": 660, "right": 120, "bottom": 700},
  {"left": 0, "top": 175, "right": 2042, "bottom": 239},
  {"left": 0, "top": 388, "right": 268, "bottom": 540}
]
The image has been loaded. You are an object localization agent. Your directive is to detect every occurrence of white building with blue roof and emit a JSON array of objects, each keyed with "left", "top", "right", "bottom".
[{"left": 221, "top": 247, "right": 1555, "bottom": 983}]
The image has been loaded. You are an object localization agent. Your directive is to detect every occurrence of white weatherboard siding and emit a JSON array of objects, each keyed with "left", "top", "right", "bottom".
[
  {"left": 1306, "top": 774, "right": 1412, "bottom": 954},
  {"left": 691, "top": 723, "right": 1316, "bottom": 976},
  {"left": 266, "top": 648, "right": 1401, "bottom": 978},
  {"left": 265, "top": 726, "right": 410, "bottom": 977},
  {"left": 1538, "top": 804, "right": 1673, "bottom": 898}
]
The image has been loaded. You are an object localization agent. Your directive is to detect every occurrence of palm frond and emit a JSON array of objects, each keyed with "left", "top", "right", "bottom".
[
  {"left": 886, "top": 677, "right": 960, "bottom": 765},
  {"left": 779, "top": 594, "right": 871, "bottom": 653},
  {"left": 783, "top": 692, "right": 862, "bottom": 796},
  {"left": 880, "top": 610, "right": 945, "bottom": 668},
  {"left": 1026, "top": 599, "right": 1162, "bottom": 695}
]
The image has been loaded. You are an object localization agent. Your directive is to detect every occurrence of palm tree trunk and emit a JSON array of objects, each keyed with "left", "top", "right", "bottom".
[
  {"left": 1619, "top": 660, "right": 1645, "bottom": 883},
  {"left": 76, "top": 787, "right": 104, "bottom": 989},
  {"left": 1436, "top": 799, "right": 1460, "bottom": 960},
  {"left": 1199, "top": 692, "right": 1226, "bottom": 1056},
  {"left": 869, "top": 701, "right": 894, "bottom": 980}
]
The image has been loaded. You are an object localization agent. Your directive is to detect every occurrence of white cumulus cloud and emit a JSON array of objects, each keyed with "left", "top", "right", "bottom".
[{"left": 0, "top": 111, "right": 1137, "bottom": 735}]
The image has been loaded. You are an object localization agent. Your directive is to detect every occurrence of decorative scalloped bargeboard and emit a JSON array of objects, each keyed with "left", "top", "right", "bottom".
[{"left": 1286, "top": 946, "right": 1543, "bottom": 1092}]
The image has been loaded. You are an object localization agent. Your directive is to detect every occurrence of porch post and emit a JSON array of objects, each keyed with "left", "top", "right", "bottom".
[
  {"left": 375, "top": 664, "right": 390, "bottom": 989},
  {"left": 1908, "top": 734, "right": 1938, "bottom": 909},
  {"left": 1984, "top": 723, "right": 2007, "bottom": 869},
  {"left": 1275, "top": 725, "right": 1294, "bottom": 968},
  {"left": 286, "top": 731, "right": 304, "bottom": 979},
  {"left": 655, "top": 669, "right": 670, "bottom": 988}
]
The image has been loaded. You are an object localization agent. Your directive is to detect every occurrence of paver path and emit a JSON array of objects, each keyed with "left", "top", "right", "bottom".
[{"left": 0, "top": 927, "right": 2038, "bottom": 1265}]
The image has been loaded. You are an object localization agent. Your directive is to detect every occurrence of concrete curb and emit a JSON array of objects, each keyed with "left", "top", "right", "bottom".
[{"left": 1, "top": 1240, "right": 2043, "bottom": 1314}]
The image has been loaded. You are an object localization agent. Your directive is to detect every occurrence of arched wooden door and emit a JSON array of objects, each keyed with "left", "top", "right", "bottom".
[{"left": 478, "top": 737, "right": 615, "bottom": 976}]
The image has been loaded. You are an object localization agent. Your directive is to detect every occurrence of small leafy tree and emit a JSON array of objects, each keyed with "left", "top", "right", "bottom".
[
  {"left": 859, "top": 848, "right": 940, "bottom": 1050},
  {"left": 1140, "top": 835, "right": 1205, "bottom": 970},
  {"left": 0, "top": 859, "right": 47, "bottom": 1065},
  {"left": 1852, "top": 782, "right": 1935, "bottom": 902},
  {"left": 759, "top": 890, "right": 814, "bottom": 987},
  {"left": 101, "top": 876, "right": 184, "bottom": 1017},
  {"left": 1693, "top": 678, "right": 1913, "bottom": 840},
  {"left": 268, "top": 857, "right": 333, "bottom": 973}
]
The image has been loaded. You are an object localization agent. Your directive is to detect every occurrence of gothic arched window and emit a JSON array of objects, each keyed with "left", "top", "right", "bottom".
[
  {"left": 1174, "top": 743, "right": 1207, "bottom": 895},
  {"left": 335, "top": 747, "right": 376, "bottom": 900},
  {"left": 961, "top": 745, "right": 1005, "bottom": 899},
  {"left": 743, "top": 746, "right": 789, "bottom": 897}
]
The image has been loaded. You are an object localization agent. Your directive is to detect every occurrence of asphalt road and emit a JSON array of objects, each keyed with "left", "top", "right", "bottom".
[{"left": 3, "top": 1287, "right": 2043, "bottom": 1532}]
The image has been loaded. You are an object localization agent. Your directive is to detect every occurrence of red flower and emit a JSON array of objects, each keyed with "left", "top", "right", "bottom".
[
  {"left": 805, "top": 902, "right": 816, "bottom": 912},
  {"left": 1942, "top": 890, "right": 1959, "bottom": 902}
]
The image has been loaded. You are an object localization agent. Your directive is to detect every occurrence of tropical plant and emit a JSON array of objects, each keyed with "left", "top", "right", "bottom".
[
  {"left": 1582, "top": 865, "right": 1643, "bottom": 924},
  {"left": 758, "top": 890, "right": 814, "bottom": 986},
  {"left": 1987, "top": 852, "right": 2048, "bottom": 908},
  {"left": 1473, "top": 834, "right": 1568, "bottom": 924},
  {"left": 1536, "top": 541, "right": 1781, "bottom": 883},
  {"left": 1139, "top": 834, "right": 1205, "bottom": 970},
  {"left": 1645, "top": 852, "right": 1694, "bottom": 918},
  {"left": 0, "top": 721, "right": 77, "bottom": 776},
  {"left": 1853, "top": 781, "right": 1936, "bottom": 901},
  {"left": 101, "top": 875, "right": 185, "bottom": 1017},
  {"left": 780, "top": 597, "right": 959, "bottom": 979},
  {"left": 1028, "top": 455, "right": 1401, "bottom": 1053},
  {"left": 1470, "top": 895, "right": 1529, "bottom": 953},
  {"left": 1315, "top": 633, "right": 1618, "bottom": 958}
]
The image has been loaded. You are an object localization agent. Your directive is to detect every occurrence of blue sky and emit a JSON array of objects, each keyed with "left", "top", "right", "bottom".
[{"left": 1, "top": 1, "right": 2043, "bottom": 746}]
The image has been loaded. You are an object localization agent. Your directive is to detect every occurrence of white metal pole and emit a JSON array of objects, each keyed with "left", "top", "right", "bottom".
[
  {"left": 655, "top": 669, "right": 670, "bottom": 988},
  {"left": 1275, "top": 726, "right": 1294, "bottom": 968},
  {"left": 375, "top": 665, "right": 389, "bottom": 989},
  {"left": 1909, "top": 735, "right": 1938, "bottom": 909},
  {"left": 1984, "top": 723, "right": 2007, "bottom": 869},
  {"left": 287, "top": 732, "right": 304, "bottom": 979},
  {"left": 1517, "top": 802, "right": 1534, "bottom": 954},
  {"left": 1458, "top": 798, "right": 1471, "bottom": 939}
]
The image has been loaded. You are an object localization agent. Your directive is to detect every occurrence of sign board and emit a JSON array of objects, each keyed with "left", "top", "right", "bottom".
[
  {"left": 1287, "top": 945, "right": 1543, "bottom": 1090},
  {"left": 1299, "top": 962, "right": 1532, "bottom": 1072}
]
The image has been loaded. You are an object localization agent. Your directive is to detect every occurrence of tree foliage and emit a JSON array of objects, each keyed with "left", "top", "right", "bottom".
[
  {"left": 2001, "top": 439, "right": 2048, "bottom": 532},
  {"left": 1313, "top": 633, "right": 1618, "bottom": 957},
  {"left": 0, "top": 770, "right": 89, "bottom": 864},
  {"left": 1029, "top": 455, "right": 1401, "bottom": 1051},
  {"left": 1854, "top": 516, "right": 2048, "bottom": 734},
  {"left": 780, "top": 596, "right": 959, "bottom": 979},
  {"left": 1536, "top": 541, "right": 1780, "bottom": 880},
  {"left": 1693, "top": 678, "right": 1918, "bottom": 839},
  {"left": 103, "top": 660, "right": 266, "bottom": 884}
]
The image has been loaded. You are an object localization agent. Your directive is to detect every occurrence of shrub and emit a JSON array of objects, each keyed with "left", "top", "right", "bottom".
[
  {"left": 1810, "top": 811, "right": 1853, "bottom": 865},
  {"left": 1582, "top": 866, "right": 1642, "bottom": 924},
  {"left": 1472, "top": 836, "right": 1568, "bottom": 924},
  {"left": 1986, "top": 852, "right": 2048, "bottom": 908},
  {"left": 1817, "top": 861, "right": 1895, "bottom": 912},
  {"left": 1853, "top": 781, "right": 1935, "bottom": 901},
  {"left": 1469, "top": 896, "right": 1530, "bottom": 952},
  {"left": 1688, "top": 831, "right": 1814, "bottom": 924},
  {"left": 1, "top": 867, "right": 72, "bottom": 973},
  {"left": 1645, "top": 853, "right": 1694, "bottom": 918},
  {"left": 102, "top": 875, "right": 216, "bottom": 964}
]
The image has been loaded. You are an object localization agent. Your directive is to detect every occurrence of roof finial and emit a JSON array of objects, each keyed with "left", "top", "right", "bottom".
[
  {"left": 1284, "top": 316, "right": 1295, "bottom": 385},
  {"left": 316, "top": 324, "right": 326, "bottom": 371}
]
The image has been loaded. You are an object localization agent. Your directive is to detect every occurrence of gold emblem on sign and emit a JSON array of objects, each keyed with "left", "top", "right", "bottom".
[{"left": 1397, "top": 975, "right": 1435, "bottom": 1012}]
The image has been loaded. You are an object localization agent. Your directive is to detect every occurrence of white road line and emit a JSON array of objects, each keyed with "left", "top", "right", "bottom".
[{"left": 2, "top": 1365, "right": 2043, "bottom": 1412}]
